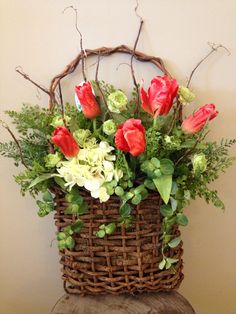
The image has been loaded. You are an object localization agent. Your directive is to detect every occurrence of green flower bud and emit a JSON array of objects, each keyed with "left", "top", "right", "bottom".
[
  {"left": 50, "top": 115, "right": 71, "bottom": 127},
  {"left": 44, "top": 152, "right": 61, "bottom": 168},
  {"left": 103, "top": 119, "right": 117, "bottom": 135},
  {"left": 107, "top": 90, "right": 128, "bottom": 113},
  {"left": 192, "top": 153, "right": 207, "bottom": 174},
  {"left": 178, "top": 86, "right": 195, "bottom": 104}
]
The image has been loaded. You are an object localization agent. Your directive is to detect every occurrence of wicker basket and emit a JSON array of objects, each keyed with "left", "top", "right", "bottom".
[
  {"left": 54, "top": 188, "right": 183, "bottom": 295},
  {"left": 49, "top": 45, "right": 184, "bottom": 295}
]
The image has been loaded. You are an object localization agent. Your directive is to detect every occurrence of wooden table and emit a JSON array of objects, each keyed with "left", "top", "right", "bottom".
[{"left": 51, "top": 291, "right": 195, "bottom": 314}]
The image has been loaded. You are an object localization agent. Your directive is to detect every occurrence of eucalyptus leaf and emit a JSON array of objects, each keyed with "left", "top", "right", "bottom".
[
  {"left": 96, "top": 229, "right": 106, "bottom": 238},
  {"left": 71, "top": 219, "right": 84, "bottom": 233},
  {"left": 153, "top": 175, "right": 172, "bottom": 204},
  {"left": 160, "top": 205, "right": 173, "bottom": 217},
  {"left": 168, "top": 236, "right": 181, "bottom": 248},
  {"left": 160, "top": 159, "right": 174, "bottom": 175},
  {"left": 65, "top": 236, "right": 75, "bottom": 249},
  {"left": 105, "top": 223, "right": 116, "bottom": 235},
  {"left": 159, "top": 259, "right": 166, "bottom": 270},
  {"left": 176, "top": 213, "right": 189, "bottom": 226},
  {"left": 170, "top": 197, "right": 178, "bottom": 211},
  {"left": 42, "top": 191, "right": 54, "bottom": 203},
  {"left": 119, "top": 203, "right": 132, "bottom": 218},
  {"left": 131, "top": 194, "right": 142, "bottom": 205}
]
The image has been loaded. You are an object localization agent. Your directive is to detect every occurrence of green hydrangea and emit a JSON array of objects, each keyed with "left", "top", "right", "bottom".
[
  {"left": 50, "top": 115, "right": 71, "bottom": 128},
  {"left": 107, "top": 90, "right": 128, "bottom": 113},
  {"left": 44, "top": 152, "right": 61, "bottom": 168},
  {"left": 73, "top": 129, "right": 92, "bottom": 147},
  {"left": 178, "top": 86, "right": 195, "bottom": 104},
  {"left": 103, "top": 119, "right": 117, "bottom": 135},
  {"left": 192, "top": 153, "right": 207, "bottom": 174}
]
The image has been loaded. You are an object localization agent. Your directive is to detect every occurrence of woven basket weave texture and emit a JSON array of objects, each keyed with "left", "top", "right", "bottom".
[{"left": 54, "top": 189, "right": 184, "bottom": 295}]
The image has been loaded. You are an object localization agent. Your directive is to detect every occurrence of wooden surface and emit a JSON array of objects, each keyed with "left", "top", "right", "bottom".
[{"left": 51, "top": 292, "right": 196, "bottom": 314}]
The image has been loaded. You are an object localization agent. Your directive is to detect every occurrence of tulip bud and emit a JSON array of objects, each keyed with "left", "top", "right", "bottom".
[
  {"left": 103, "top": 119, "right": 117, "bottom": 135},
  {"left": 178, "top": 86, "right": 195, "bottom": 104},
  {"left": 107, "top": 90, "right": 128, "bottom": 113},
  {"left": 192, "top": 154, "right": 207, "bottom": 174}
]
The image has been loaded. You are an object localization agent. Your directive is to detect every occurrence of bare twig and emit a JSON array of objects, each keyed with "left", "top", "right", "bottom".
[
  {"left": 0, "top": 119, "right": 28, "bottom": 168},
  {"left": 187, "top": 43, "right": 231, "bottom": 88},
  {"left": 116, "top": 62, "right": 132, "bottom": 71},
  {"left": 94, "top": 54, "right": 116, "bottom": 123},
  {"left": 63, "top": 6, "right": 87, "bottom": 82},
  {"left": 58, "top": 82, "right": 66, "bottom": 125},
  {"left": 15, "top": 66, "right": 50, "bottom": 95},
  {"left": 95, "top": 54, "right": 101, "bottom": 83},
  {"left": 131, "top": 0, "right": 144, "bottom": 114}
]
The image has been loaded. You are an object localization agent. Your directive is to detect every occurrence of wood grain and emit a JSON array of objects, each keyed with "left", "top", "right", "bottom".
[{"left": 51, "top": 292, "right": 195, "bottom": 314}]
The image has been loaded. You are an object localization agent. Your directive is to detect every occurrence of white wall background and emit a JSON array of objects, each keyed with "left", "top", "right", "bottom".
[{"left": 0, "top": 1, "right": 236, "bottom": 313}]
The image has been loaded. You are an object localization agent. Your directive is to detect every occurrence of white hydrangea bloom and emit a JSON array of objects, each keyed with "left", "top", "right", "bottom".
[{"left": 57, "top": 141, "right": 122, "bottom": 202}]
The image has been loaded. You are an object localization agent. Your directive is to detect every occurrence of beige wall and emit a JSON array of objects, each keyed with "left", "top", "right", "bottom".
[{"left": 0, "top": 0, "right": 236, "bottom": 313}]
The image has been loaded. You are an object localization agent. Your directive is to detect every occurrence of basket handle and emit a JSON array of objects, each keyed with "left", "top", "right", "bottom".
[{"left": 48, "top": 45, "right": 170, "bottom": 110}]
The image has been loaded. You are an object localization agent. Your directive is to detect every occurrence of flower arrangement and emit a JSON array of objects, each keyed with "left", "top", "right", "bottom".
[{"left": 1, "top": 67, "right": 235, "bottom": 271}]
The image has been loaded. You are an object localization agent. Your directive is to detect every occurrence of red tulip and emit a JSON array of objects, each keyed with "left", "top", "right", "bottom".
[
  {"left": 181, "top": 104, "right": 218, "bottom": 134},
  {"left": 140, "top": 75, "right": 178, "bottom": 117},
  {"left": 75, "top": 82, "right": 101, "bottom": 119},
  {"left": 115, "top": 119, "right": 146, "bottom": 156},
  {"left": 51, "top": 127, "right": 79, "bottom": 158}
]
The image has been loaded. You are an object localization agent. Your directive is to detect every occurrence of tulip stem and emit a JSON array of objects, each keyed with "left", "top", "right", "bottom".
[
  {"left": 153, "top": 118, "right": 158, "bottom": 129},
  {"left": 93, "top": 119, "right": 97, "bottom": 134}
]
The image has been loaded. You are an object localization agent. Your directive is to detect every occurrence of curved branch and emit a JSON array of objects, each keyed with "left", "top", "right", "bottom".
[{"left": 48, "top": 45, "right": 170, "bottom": 111}]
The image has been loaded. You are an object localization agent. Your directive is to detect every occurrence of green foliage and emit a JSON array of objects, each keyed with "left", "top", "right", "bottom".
[
  {"left": 37, "top": 191, "right": 54, "bottom": 217},
  {"left": 96, "top": 223, "right": 117, "bottom": 238},
  {"left": 57, "top": 219, "right": 83, "bottom": 251}
]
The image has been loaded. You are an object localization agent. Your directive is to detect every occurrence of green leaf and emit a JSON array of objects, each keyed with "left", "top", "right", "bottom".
[
  {"left": 171, "top": 181, "right": 178, "bottom": 195},
  {"left": 42, "top": 191, "right": 54, "bottom": 203},
  {"left": 65, "top": 204, "right": 79, "bottom": 214},
  {"left": 65, "top": 236, "right": 75, "bottom": 249},
  {"left": 71, "top": 219, "right": 84, "bottom": 233},
  {"left": 115, "top": 186, "right": 124, "bottom": 196},
  {"left": 170, "top": 197, "right": 178, "bottom": 211},
  {"left": 166, "top": 257, "right": 179, "bottom": 264},
  {"left": 150, "top": 157, "right": 160, "bottom": 168},
  {"left": 134, "top": 185, "right": 145, "bottom": 194},
  {"left": 160, "top": 205, "right": 173, "bottom": 217},
  {"left": 28, "top": 173, "right": 60, "bottom": 189},
  {"left": 165, "top": 258, "right": 172, "bottom": 269},
  {"left": 58, "top": 239, "right": 66, "bottom": 250},
  {"left": 54, "top": 176, "right": 67, "bottom": 190},
  {"left": 57, "top": 232, "right": 66, "bottom": 241},
  {"left": 159, "top": 259, "right": 166, "bottom": 270},
  {"left": 176, "top": 213, "right": 189, "bottom": 226},
  {"left": 105, "top": 223, "right": 116, "bottom": 235},
  {"left": 131, "top": 194, "right": 142, "bottom": 205},
  {"left": 160, "top": 159, "right": 174, "bottom": 175},
  {"left": 153, "top": 175, "right": 172, "bottom": 204},
  {"left": 119, "top": 203, "right": 132, "bottom": 218},
  {"left": 144, "top": 179, "right": 156, "bottom": 190},
  {"left": 168, "top": 236, "right": 181, "bottom": 248},
  {"left": 77, "top": 202, "right": 88, "bottom": 214},
  {"left": 96, "top": 229, "right": 106, "bottom": 238}
]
